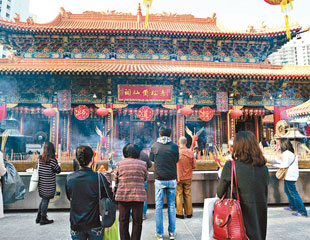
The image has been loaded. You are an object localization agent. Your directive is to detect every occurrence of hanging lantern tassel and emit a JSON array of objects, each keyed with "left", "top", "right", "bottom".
[
  {"left": 284, "top": 14, "right": 291, "bottom": 40},
  {"left": 280, "top": 0, "right": 293, "bottom": 40},
  {"left": 143, "top": 0, "right": 153, "bottom": 29}
]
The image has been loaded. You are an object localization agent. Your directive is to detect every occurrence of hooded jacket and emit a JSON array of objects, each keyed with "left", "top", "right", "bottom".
[{"left": 150, "top": 137, "right": 179, "bottom": 180}]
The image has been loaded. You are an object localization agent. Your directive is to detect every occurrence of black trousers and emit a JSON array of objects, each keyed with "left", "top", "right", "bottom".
[
  {"left": 38, "top": 198, "right": 50, "bottom": 217},
  {"left": 118, "top": 201, "right": 144, "bottom": 240}
]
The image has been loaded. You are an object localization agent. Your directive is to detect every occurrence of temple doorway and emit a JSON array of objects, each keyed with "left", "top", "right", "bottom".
[{"left": 236, "top": 117, "right": 255, "bottom": 134}]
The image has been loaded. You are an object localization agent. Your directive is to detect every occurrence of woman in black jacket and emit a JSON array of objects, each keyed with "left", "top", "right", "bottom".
[
  {"left": 36, "top": 142, "right": 61, "bottom": 225},
  {"left": 217, "top": 131, "right": 269, "bottom": 240}
]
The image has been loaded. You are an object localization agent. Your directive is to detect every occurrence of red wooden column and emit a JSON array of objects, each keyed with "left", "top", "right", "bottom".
[{"left": 274, "top": 106, "right": 293, "bottom": 134}]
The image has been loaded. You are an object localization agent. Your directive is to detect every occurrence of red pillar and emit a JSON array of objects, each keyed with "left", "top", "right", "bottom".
[{"left": 274, "top": 106, "right": 293, "bottom": 134}]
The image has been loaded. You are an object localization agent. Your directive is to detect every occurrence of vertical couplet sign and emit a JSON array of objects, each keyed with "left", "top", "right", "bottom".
[{"left": 74, "top": 105, "right": 89, "bottom": 120}]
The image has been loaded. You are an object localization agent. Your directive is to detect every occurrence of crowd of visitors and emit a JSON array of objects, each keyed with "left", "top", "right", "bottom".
[{"left": 1, "top": 127, "right": 309, "bottom": 240}]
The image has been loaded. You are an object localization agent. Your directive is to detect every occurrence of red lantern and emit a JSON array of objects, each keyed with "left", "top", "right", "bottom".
[
  {"left": 180, "top": 107, "right": 193, "bottom": 116},
  {"left": 230, "top": 109, "right": 243, "bottom": 118},
  {"left": 264, "top": 0, "right": 282, "bottom": 5},
  {"left": 96, "top": 108, "right": 109, "bottom": 116},
  {"left": 43, "top": 108, "right": 56, "bottom": 117}
]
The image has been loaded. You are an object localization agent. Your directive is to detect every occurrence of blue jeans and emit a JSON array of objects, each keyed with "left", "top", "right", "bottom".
[
  {"left": 284, "top": 180, "right": 308, "bottom": 216},
  {"left": 71, "top": 227, "right": 104, "bottom": 240},
  {"left": 143, "top": 181, "right": 148, "bottom": 217},
  {"left": 155, "top": 179, "right": 177, "bottom": 235}
]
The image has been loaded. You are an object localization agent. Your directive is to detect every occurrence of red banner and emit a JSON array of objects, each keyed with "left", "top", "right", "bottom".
[
  {"left": 118, "top": 85, "right": 172, "bottom": 101},
  {"left": 74, "top": 105, "right": 89, "bottom": 120},
  {"left": 0, "top": 103, "right": 7, "bottom": 122},
  {"left": 199, "top": 107, "right": 213, "bottom": 121},
  {"left": 138, "top": 106, "right": 153, "bottom": 121}
]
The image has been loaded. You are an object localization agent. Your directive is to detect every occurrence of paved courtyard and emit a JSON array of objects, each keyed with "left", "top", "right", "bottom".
[{"left": 0, "top": 206, "right": 309, "bottom": 240}]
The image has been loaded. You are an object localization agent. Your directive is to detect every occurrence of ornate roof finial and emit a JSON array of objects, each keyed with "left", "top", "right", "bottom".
[
  {"left": 137, "top": 3, "right": 142, "bottom": 16},
  {"left": 60, "top": 7, "right": 66, "bottom": 16},
  {"left": 13, "top": 13, "right": 20, "bottom": 23},
  {"left": 137, "top": 3, "right": 142, "bottom": 24}
]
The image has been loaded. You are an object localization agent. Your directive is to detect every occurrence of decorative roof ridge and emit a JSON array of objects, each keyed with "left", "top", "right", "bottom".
[
  {"left": 54, "top": 9, "right": 217, "bottom": 24},
  {"left": 3, "top": 57, "right": 291, "bottom": 70},
  {"left": 217, "top": 19, "right": 301, "bottom": 34},
  {"left": 0, "top": 7, "right": 301, "bottom": 36}
]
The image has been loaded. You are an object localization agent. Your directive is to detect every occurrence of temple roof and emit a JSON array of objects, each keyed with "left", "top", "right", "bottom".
[
  {"left": 287, "top": 100, "right": 310, "bottom": 117},
  {"left": 1, "top": 57, "right": 310, "bottom": 78},
  {"left": 0, "top": 8, "right": 302, "bottom": 38}
]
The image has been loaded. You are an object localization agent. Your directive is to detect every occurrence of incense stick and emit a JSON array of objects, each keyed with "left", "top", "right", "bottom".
[{"left": 1, "top": 131, "right": 9, "bottom": 152}]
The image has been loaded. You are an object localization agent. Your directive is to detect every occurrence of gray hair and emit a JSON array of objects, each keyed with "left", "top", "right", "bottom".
[{"left": 179, "top": 136, "right": 187, "bottom": 145}]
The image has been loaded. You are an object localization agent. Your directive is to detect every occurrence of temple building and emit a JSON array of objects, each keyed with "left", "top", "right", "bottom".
[{"left": 0, "top": 5, "right": 310, "bottom": 160}]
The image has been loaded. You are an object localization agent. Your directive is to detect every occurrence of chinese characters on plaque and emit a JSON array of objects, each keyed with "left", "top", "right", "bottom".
[
  {"left": 74, "top": 105, "right": 90, "bottom": 120},
  {"left": 118, "top": 85, "right": 172, "bottom": 101}
]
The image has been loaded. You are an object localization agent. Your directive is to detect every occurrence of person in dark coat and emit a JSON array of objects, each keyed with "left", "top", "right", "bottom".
[
  {"left": 36, "top": 142, "right": 61, "bottom": 225},
  {"left": 217, "top": 131, "right": 269, "bottom": 240},
  {"left": 66, "top": 145, "right": 113, "bottom": 240},
  {"left": 150, "top": 127, "right": 179, "bottom": 240}
]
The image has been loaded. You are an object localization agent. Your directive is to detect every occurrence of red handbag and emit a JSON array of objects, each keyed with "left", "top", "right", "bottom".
[{"left": 213, "top": 160, "right": 249, "bottom": 240}]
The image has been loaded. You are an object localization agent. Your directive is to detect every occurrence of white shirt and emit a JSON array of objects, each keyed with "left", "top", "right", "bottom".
[
  {"left": 273, "top": 150, "right": 299, "bottom": 181},
  {"left": 0, "top": 152, "right": 6, "bottom": 178}
]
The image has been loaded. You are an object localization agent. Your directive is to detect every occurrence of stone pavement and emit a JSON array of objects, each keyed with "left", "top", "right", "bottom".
[{"left": 0, "top": 206, "right": 309, "bottom": 240}]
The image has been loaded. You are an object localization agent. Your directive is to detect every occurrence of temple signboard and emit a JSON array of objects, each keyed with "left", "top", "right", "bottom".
[{"left": 118, "top": 85, "right": 172, "bottom": 101}]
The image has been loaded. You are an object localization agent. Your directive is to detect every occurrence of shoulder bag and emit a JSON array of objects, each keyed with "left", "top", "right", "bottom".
[
  {"left": 98, "top": 172, "right": 116, "bottom": 228},
  {"left": 29, "top": 162, "right": 39, "bottom": 192},
  {"left": 213, "top": 160, "right": 249, "bottom": 240},
  {"left": 276, "top": 155, "right": 295, "bottom": 180}
]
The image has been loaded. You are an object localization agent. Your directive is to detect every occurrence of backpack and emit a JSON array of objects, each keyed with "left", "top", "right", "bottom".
[{"left": 98, "top": 172, "right": 116, "bottom": 228}]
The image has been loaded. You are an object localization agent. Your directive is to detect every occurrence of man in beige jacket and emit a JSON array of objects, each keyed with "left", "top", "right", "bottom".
[{"left": 176, "top": 136, "right": 196, "bottom": 219}]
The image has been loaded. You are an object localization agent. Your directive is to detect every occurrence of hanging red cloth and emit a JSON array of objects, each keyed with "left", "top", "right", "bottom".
[{"left": 0, "top": 103, "right": 7, "bottom": 122}]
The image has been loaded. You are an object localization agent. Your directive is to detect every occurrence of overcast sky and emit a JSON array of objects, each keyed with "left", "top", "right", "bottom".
[{"left": 29, "top": 0, "right": 310, "bottom": 31}]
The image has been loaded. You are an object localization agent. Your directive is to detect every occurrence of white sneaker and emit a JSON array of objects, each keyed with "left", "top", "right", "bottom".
[
  {"left": 169, "top": 232, "right": 177, "bottom": 239},
  {"left": 155, "top": 233, "right": 163, "bottom": 240}
]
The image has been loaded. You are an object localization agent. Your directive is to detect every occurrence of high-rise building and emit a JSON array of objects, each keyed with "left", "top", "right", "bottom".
[
  {"left": 268, "top": 32, "right": 310, "bottom": 66},
  {"left": 0, "top": 0, "right": 30, "bottom": 58}
]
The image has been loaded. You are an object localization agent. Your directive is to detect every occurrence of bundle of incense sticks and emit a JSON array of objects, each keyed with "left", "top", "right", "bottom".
[
  {"left": 1, "top": 131, "right": 9, "bottom": 152},
  {"left": 214, "top": 144, "right": 227, "bottom": 169}
]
